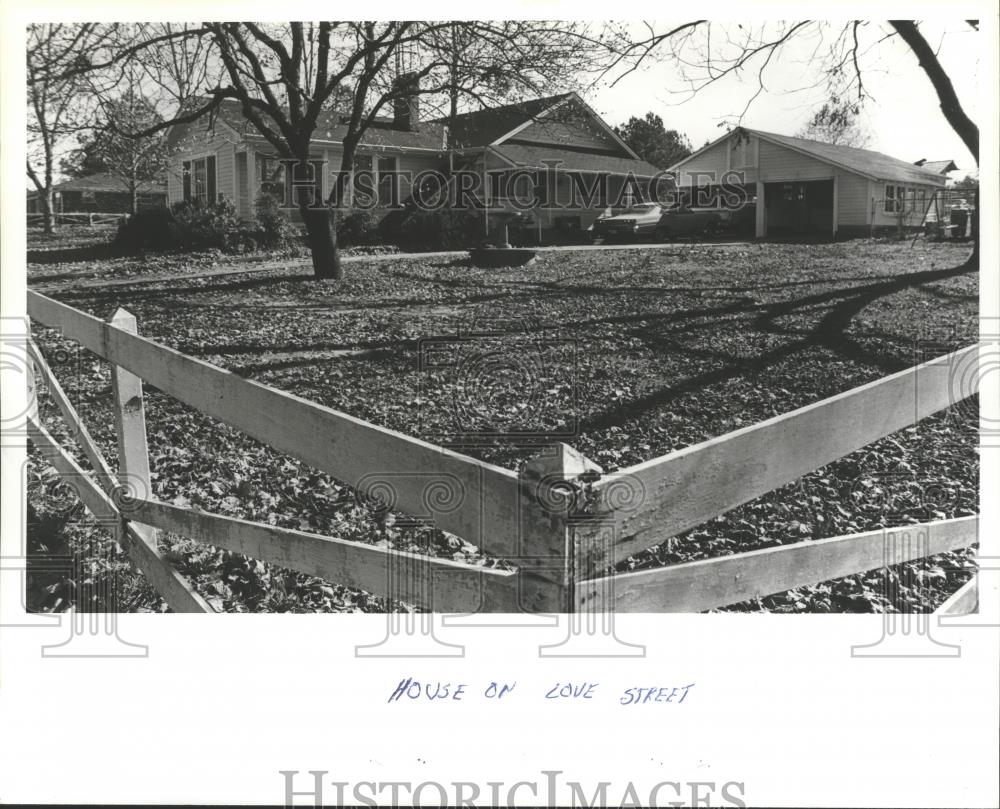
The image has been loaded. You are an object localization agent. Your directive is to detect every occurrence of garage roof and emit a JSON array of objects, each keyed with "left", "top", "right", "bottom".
[
  {"left": 672, "top": 127, "right": 950, "bottom": 186},
  {"left": 747, "top": 129, "right": 950, "bottom": 185}
]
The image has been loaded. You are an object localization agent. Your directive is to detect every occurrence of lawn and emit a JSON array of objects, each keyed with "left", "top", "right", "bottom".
[{"left": 26, "top": 239, "right": 979, "bottom": 613}]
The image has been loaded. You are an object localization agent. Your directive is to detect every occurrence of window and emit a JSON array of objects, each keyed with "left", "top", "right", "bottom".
[
  {"left": 884, "top": 184, "right": 896, "bottom": 213},
  {"left": 256, "top": 154, "right": 285, "bottom": 202},
  {"left": 255, "top": 155, "right": 324, "bottom": 207},
  {"left": 377, "top": 156, "right": 398, "bottom": 206},
  {"left": 182, "top": 155, "right": 217, "bottom": 204}
]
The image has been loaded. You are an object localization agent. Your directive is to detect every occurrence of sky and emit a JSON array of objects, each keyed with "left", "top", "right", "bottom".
[{"left": 586, "top": 20, "right": 981, "bottom": 177}]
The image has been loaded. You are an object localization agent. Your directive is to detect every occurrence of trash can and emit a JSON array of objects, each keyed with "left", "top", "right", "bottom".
[{"left": 950, "top": 208, "right": 969, "bottom": 239}]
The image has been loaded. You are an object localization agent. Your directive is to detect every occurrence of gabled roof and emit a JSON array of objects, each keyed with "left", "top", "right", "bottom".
[
  {"left": 914, "top": 159, "right": 959, "bottom": 175},
  {"left": 433, "top": 92, "right": 641, "bottom": 160},
  {"left": 491, "top": 143, "right": 663, "bottom": 177},
  {"left": 671, "top": 126, "right": 950, "bottom": 186},
  {"left": 434, "top": 93, "right": 573, "bottom": 148},
  {"left": 36, "top": 172, "right": 166, "bottom": 196},
  {"left": 174, "top": 98, "right": 448, "bottom": 152}
]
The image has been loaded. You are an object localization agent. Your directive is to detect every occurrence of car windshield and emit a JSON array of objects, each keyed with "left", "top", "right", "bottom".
[{"left": 623, "top": 204, "right": 659, "bottom": 214}]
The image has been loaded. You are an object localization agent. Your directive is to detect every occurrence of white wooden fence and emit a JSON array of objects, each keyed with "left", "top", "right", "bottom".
[
  {"left": 25, "top": 289, "right": 980, "bottom": 615},
  {"left": 27, "top": 212, "right": 127, "bottom": 227}
]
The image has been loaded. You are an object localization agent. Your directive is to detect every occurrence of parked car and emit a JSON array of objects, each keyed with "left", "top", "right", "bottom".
[
  {"left": 589, "top": 202, "right": 724, "bottom": 243},
  {"left": 653, "top": 204, "right": 723, "bottom": 241},
  {"left": 589, "top": 203, "right": 665, "bottom": 242}
]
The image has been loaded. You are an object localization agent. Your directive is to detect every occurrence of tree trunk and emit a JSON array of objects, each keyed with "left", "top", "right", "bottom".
[
  {"left": 889, "top": 21, "right": 979, "bottom": 165},
  {"left": 41, "top": 188, "right": 56, "bottom": 234},
  {"left": 301, "top": 203, "right": 341, "bottom": 280}
]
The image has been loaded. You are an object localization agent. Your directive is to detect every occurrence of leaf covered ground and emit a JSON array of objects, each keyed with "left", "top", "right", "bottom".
[{"left": 26, "top": 239, "right": 979, "bottom": 613}]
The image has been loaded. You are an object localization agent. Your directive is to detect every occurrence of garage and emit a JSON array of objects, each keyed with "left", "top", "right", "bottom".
[{"left": 763, "top": 179, "right": 833, "bottom": 236}]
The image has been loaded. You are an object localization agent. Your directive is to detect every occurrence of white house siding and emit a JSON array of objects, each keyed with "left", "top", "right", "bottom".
[
  {"left": 836, "top": 173, "right": 871, "bottom": 228},
  {"left": 679, "top": 134, "right": 915, "bottom": 236},
  {"left": 673, "top": 140, "right": 730, "bottom": 186},
  {"left": 235, "top": 152, "right": 249, "bottom": 217},
  {"left": 511, "top": 117, "right": 619, "bottom": 151},
  {"left": 166, "top": 124, "right": 239, "bottom": 206},
  {"left": 869, "top": 179, "right": 943, "bottom": 228}
]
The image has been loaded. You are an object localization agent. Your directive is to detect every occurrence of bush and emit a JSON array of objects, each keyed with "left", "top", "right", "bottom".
[
  {"left": 114, "top": 197, "right": 305, "bottom": 255},
  {"left": 337, "top": 209, "right": 382, "bottom": 248},
  {"left": 114, "top": 206, "right": 178, "bottom": 252},
  {"left": 254, "top": 194, "right": 300, "bottom": 250},
  {"left": 170, "top": 198, "right": 243, "bottom": 251},
  {"left": 379, "top": 207, "right": 485, "bottom": 252}
]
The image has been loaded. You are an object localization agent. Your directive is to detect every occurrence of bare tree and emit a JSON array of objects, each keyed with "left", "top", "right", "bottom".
[
  {"left": 610, "top": 21, "right": 979, "bottom": 164},
  {"left": 73, "top": 21, "right": 611, "bottom": 279},
  {"left": 89, "top": 91, "right": 169, "bottom": 214},
  {"left": 26, "top": 23, "right": 108, "bottom": 233},
  {"left": 796, "top": 96, "right": 871, "bottom": 148}
]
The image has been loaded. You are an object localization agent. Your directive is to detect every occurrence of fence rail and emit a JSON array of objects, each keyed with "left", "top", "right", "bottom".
[
  {"left": 24, "top": 289, "right": 980, "bottom": 615},
  {"left": 27, "top": 211, "right": 127, "bottom": 227}
]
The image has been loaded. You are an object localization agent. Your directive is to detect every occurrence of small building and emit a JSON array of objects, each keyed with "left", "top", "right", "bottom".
[
  {"left": 164, "top": 89, "right": 662, "bottom": 244},
  {"left": 669, "top": 128, "right": 952, "bottom": 238},
  {"left": 913, "top": 158, "right": 959, "bottom": 177},
  {"left": 26, "top": 172, "right": 167, "bottom": 214}
]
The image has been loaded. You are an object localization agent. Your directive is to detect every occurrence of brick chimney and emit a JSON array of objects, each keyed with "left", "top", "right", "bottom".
[{"left": 392, "top": 72, "right": 420, "bottom": 132}]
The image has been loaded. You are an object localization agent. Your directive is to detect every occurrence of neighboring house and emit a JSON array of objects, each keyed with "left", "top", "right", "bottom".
[
  {"left": 913, "top": 158, "right": 959, "bottom": 177},
  {"left": 26, "top": 172, "right": 167, "bottom": 214},
  {"left": 669, "top": 127, "right": 952, "bottom": 238},
  {"left": 164, "top": 88, "right": 662, "bottom": 243}
]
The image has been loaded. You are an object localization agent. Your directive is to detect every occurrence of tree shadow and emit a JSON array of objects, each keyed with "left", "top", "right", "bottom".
[{"left": 575, "top": 260, "right": 976, "bottom": 433}]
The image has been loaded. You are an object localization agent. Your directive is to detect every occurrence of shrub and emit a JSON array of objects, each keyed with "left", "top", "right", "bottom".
[
  {"left": 254, "top": 194, "right": 300, "bottom": 250},
  {"left": 170, "top": 198, "right": 243, "bottom": 251},
  {"left": 337, "top": 209, "right": 382, "bottom": 248},
  {"left": 380, "top": 207, "right": 485, "bottom": 252},
  {"left": 114, "top": 206, "right": 178, "bottom": 252}
]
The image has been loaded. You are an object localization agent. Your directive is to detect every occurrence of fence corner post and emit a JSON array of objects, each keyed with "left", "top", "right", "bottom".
[
  {"left": 518, "top": 443, "right": 603, "bottom": 612},
  {"left": 109, "top": 307, "right": 155, "bottom": 544}
]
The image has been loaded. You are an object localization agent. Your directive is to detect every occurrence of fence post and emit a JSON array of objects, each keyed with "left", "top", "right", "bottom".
[
  {"left": 518, "top": 444, "right": 643, "bottom": 656},
  {"left": 517, "top": 444, "right": 599, "bottom": 603},
  {"left": 109, "top": 308, "right": 155, "bottom": 547}
]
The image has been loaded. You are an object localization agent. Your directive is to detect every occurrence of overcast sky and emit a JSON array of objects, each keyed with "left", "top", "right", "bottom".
[{"left": 586, "top": 20, "right": 980, "bottom": 177}]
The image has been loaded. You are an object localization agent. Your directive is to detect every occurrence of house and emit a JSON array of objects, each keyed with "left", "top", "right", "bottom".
[
  {"left": 913, "top": 158, "right": 959, "bottom": 176},
  {"left": 668, "top": 127, "right": 952, "bottom": 238},
  {"left": 164, "top": 87, "right": 662, "bottom": 243},
  {"left": 26, "top": 172, "right": 167, "bottom": 214}
]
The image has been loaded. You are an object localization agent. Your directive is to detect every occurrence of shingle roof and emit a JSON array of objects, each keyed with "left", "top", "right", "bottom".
[
  {"left": 53, "top": 172, "right": 166, "bottom": 194},
  {"left": 916, "top": 159, "right": 959, "bottom": 175},
  {"left": 491, "top": 143, "right": 663, "bottom": 177},
  {"left": 203, "top": 98, "right": 448, "bottom": 151},
  {"left": 745, "top": 129, "right": 949, "bottom": 185},
  {"left": 433, "top": 94, "right": 573, "bottom": 148}
]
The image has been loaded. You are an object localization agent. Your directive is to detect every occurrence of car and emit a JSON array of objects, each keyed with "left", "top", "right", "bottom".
[
  {"left": 653, "top": 204, "right": 722, "bottom": 241},
  {"left": 589, "top": 202, "right": 665, "bottom": 242}
]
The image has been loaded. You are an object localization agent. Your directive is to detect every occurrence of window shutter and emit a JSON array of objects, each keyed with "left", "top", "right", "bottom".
[
  {"left": 207, "top": 155, "right": 217, "bottom": 202},
  {"left": 182, "top": 161, "right": 191, "bottom": 201}
]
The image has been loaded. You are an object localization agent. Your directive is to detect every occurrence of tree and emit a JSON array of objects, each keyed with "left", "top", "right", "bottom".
[
  {"left": 26, "top": 23, "right": 108, "bottom": 233},
  {"left": 610, "top": 21, "right": 979, "bottom": 165},
  {"left": 64, "top": 87, "right": 169, "bottom": 213},
  {"left": 614, "top": 112, "right": 692, "bottom": 169},
  {"left": 796, "top": 97, "right": 870, "bottom": 147},
  {"left": 74, "top": 21, "right": 610, "bottom": 279}
]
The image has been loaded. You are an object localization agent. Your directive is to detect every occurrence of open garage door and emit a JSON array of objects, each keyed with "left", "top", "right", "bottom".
[{"left": 764, "top": 179, "right": 833, "bottom": 237}]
